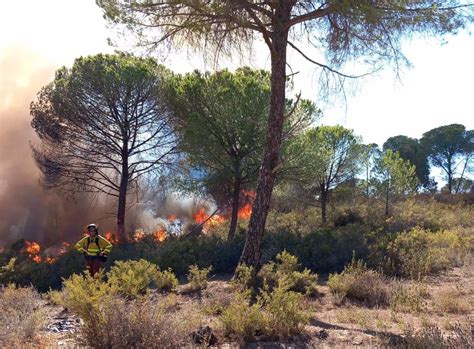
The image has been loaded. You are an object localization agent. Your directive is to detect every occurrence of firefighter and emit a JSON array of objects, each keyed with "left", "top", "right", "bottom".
[{"left": 75, "top": 224, "right": 112, "bottom": 276}]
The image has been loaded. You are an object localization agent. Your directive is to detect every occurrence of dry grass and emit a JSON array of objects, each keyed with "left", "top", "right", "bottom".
[
  {"left": 0, "top": 284, "right": 46, "bottom": 347},
  {"left": 434, "top": 287, "right": 471, "bottom": 314}
]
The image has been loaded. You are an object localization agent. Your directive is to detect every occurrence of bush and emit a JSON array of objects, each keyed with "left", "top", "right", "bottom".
[
  {"left": 108, "top": 259, "right": 160, "bottom": 298},
  {"left": 221, "top": 280, "right": 309, "bottom": 341},
  {"left": 328, "top": 258, "right": 390, "bottom": 306},
  {"left": 397, "top": 323, "right": 473, "bottom": 349},
  {"left": 59, "top": 272, "right": 116, "bottom": 337},
  {"left": 258, "top": 251, "right": 318, "bottom": 295},
  {"left": 154, "top": 268, "right": 179, "bottom": 292},
  {"left": 182, "top": 265, "right": 212, "bottom": 294},
  {"left": 221, "top": 291, "right": 268, "bottom": 341},
  {"left": 384, "top": 227, "right": 469, "bottom": 279},
  {"left": 258, "top": 280, "right": 309, "bottom": 339},
  {"left": 0, "top": 284, "right": 46, "bottom": 347},
  {"left": 389, "top": 281, "right": 427, "bottom": 313},
  {"left": 98, "top": 295, "right": 201, "bottom": 348}
]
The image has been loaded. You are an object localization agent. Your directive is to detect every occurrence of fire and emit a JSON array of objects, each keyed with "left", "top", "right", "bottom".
[
  {"left": 104, "top": 232, "right": 118, "bottom": 243},
  {"left": 193, "top": 209, "right": 226, "bottom": 232},
  {"left": 168, "top": 214, "right": 177, "bottom": 222},
  {"left": 152, "top": 229, "right": 167, "bottom": 242},
  {"left": 133, "top": 230, "right": 145, "bottom": 242},
  {"left": 237, "top": 202, "right": 253, "bottom": 219},
  {"left": 237, "top": 190, "right": 255, "bottom": 219},
  {"left": 24, "top": 241, "right": 42, "bottom": 263}
]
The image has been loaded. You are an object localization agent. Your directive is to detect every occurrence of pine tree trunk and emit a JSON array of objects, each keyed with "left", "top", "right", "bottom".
[
  {"left": 228, "top": 170, "right": 241, "bottom": 241},
  {"left": 117, "top": 155, "right": 128, "bottom": 242},
  {"left": 321, "top": 183, "right": 328, "bottom": 225},
  {"left": 238, "top": 23, "right": 288, "bottom": 270}
]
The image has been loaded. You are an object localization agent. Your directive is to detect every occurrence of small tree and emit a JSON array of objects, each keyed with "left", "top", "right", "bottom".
[
  {"left": 31, "top": 54, "right": 178, "bottom": 241},
  {"left": 171, "top": 68, "right": 316, "bottom": 240},
  {"left": 383, "top": 135, "right": 432, "bottom": 190},
  {"left": 421, "top": 124, "right": 473, "bottom": 193},
  {"left": 374, "top": 150, "right": 418, "bottom": 216},
  {"left": 288, "top": 125, "right": 361, "bottom": 224}
]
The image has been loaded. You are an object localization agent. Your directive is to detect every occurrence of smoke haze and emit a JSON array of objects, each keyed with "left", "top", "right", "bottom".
[{"left": 0, "top": 46, "right": 119, "bottom": 246}]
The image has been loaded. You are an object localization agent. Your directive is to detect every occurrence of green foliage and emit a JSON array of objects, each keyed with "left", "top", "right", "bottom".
[
  {"left": 183, "top": 265, "right": 212, "bottom": 293},
  {"left": 221, "top": 259, "right": 309, "bottom": 341},
  {"left": 389, "top": 282, "right": 427, "bottom": 313},
  {"left": 286, "top": 125, "right": 362, "bottom": 222},
  {"left": 0, "top": 284, "right": 46, "bottom": 347},
  {"left": 383, "top": 135, "right": 431, "bottom": 189},
  {"left": 328, "top": 257, "right": 390, "bottom": 306},
  {"left": 421, "top": 124, "right": 473, "bottom": 193},
  {"left": 154, "top": 268, "right": 179, "bottom": 292},
  {"left": 384, "top": 227, "right": 469, "bottom": 279},
  {"left": 257, "top": 280, "right": 309, "bottom": 339},
  {"left": 258, "top": 251, "right": 318, "bottom": 296},
  {"left": 221, "top": 291, "right": 268, "bottom": 341},
  {"left": 108, "top": 259, "right": 160, "bottom": 298}
]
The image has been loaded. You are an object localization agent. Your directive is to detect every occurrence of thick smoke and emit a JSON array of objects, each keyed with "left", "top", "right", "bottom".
[
  {"left": 0, "top": 47, "right": 118, "bottom": 246},
  {"left": 0, "top": 47, "right": 217, "bottom": 247}
]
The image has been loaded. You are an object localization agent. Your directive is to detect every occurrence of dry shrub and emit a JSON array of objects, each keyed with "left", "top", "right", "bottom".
[
  {"left": 98, "top": 295, "right": 201, "bottom": 348},
  {"left": 0, "top": 284, "right": 46, "bottom": 347},
  {"left": 389, "top": 281, "right": 427, "bottom": 313},
  {"left": 434, "top": 288, "right": 471, "bottom": 314},
  {"left": 60, "top": 272, "right": 200, "bottom": 348},
  {"left": 328, "top": 258, "right": 390, "bottom": 306},
  {"left": 395, "top": 323, "right": 473, "bottom": 349}
]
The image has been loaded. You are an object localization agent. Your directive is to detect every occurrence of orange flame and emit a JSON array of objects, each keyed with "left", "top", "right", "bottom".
[
  {"left": 237, "top": 202, "right": 253, "bottom": 219},
  {"left": 24, "top": 241, "right": 42, "bottom": 263},
  {"left": 193, "top": 209, "right": 226, "bottom": 231},
  {"left": 104, "top": 232, "right": 118, "bottom": 244},
  {"left": 152, "top": 229, "right": 167, "bottom": 242},
  {"left": 133, "top": 230, "right": 145, "bottom": 242},
  {"left": 168, "top": 214, "right": 177, "bottom": 222}
]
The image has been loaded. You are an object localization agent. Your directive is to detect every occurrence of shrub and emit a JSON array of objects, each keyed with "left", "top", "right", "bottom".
[
  {"left": 221, "top": 280, "right": 309, "bottom": 341},
  {"left": 0, "top": 284, "right": 46, "bottom": 347},
  {"left": 434, "top": 288, "right": 471, "bottom": 314},
  {"left": 182, "top": 265, "right": 212, "bottom": 294},
  {"left": 98, "top": 295, "right": 201, "bottom": 348},
  {"left": 221, "top": 291, "right": 269, "bottom": 341},
  {"left": 389, "top": 281, "right": 427, "bottom": 313},
  {"left": 398, "top": 323, "right": 473, "bottom": 349},
  {"left": 258, "top": 251, "right": 318, "bottom": 296},
  {"left": 334, "top": 209, "right": 363, "bottom": 227},
  {"left": 108, "top": 259, "right": 159, "bottom": 298},
  {"left": 384, "top": 227, "right": 469, "bottom": 279},
  {"left": 258, "top": 280, "right": 309, "bottom": 339},
  {"left": 153, "top": 268, "right": 179, "bottom": 292},
  {"left": 328, "top": 258, "right": 390, "bottom": 306}
]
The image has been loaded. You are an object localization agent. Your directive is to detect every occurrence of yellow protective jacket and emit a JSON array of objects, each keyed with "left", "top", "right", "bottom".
[{"left": 75, "top": 235, "right": 112, "bottom": 256}]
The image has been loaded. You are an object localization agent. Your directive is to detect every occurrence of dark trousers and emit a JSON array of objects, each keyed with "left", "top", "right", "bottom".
[{"left": 85, "top": 256, "right": 104, "bottom": 276}]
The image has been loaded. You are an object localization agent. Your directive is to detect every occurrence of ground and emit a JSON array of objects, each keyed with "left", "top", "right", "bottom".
[{"left": 36, "top": 259, "right": 473, "bottom": 348}]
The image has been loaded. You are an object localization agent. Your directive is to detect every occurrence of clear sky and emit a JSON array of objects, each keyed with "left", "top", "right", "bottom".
[{"left": 1, "top": 0, "right": 473, "bottom": 147}]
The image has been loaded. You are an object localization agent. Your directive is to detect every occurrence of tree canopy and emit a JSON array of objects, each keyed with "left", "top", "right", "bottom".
[
  {"left": 170, "top": 67, "right": 316, "bottom": 240},
  {"left": 30, "top": 53, "right": 178, "bottom": 241},
  {"left": 421, "top": 124, "right": 473, "bottom": 193},
  {"left": 383, "top": 135, "right": 432, "bottom": 190},
  {"left": 97, "top": 0, "right": 473, "bottom": 269},
  {"left": 287, "top": 125, "right": 361, "bottom": 224}
]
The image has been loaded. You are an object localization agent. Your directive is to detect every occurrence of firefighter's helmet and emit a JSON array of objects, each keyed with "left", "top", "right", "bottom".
[{"left": 87, "top": 223, "right": 98, "bottom": 232}]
